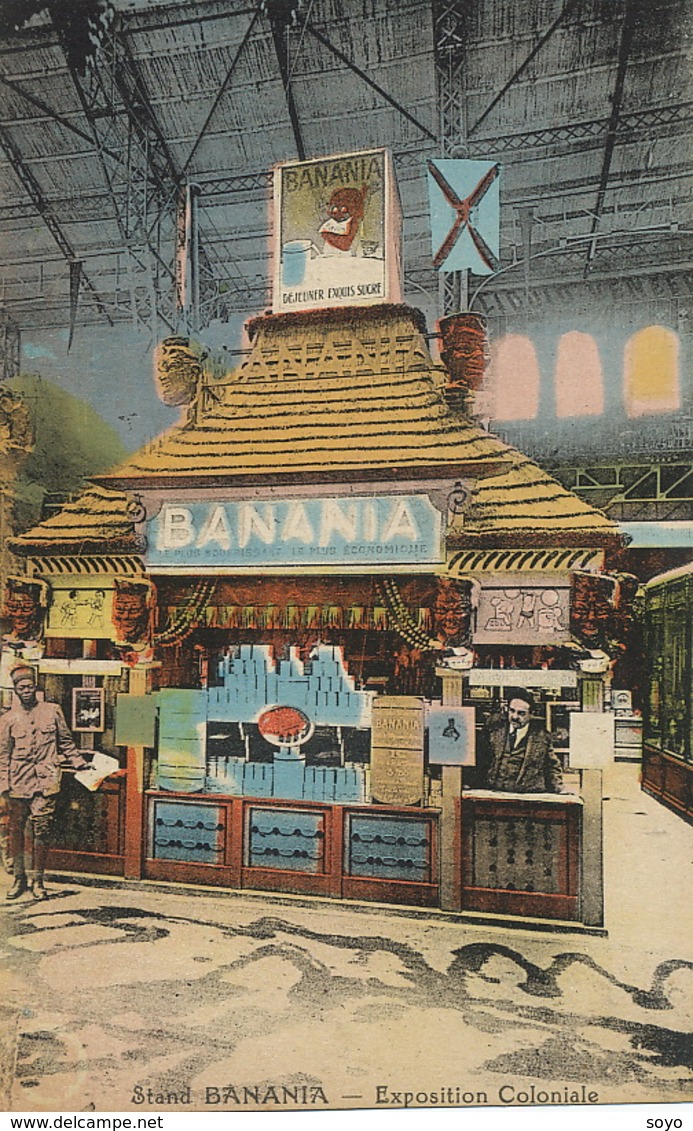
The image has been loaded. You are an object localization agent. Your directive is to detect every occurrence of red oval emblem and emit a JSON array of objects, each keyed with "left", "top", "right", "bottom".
[{"left": 257, "top": 705, "right": 313, "bottom": 746}]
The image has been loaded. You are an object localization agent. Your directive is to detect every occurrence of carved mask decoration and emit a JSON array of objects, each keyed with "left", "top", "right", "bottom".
[
  {"left": 2, "top": 577, "right": 48, "bottom": 642},
  {"left": 438, "top": 312, "right": 490, "bottom": 390},
  {"left": 154, "top": 336, "right": 203, "bottom": 407},
  {"left": 571, "top": 572, "right": 616, "bottom": 647},
  {"left": 434, "top": 577, "right": 474, "bottom": 647},
  {"left": 111, "top": 578, "right": 155, "bottom": 647}
]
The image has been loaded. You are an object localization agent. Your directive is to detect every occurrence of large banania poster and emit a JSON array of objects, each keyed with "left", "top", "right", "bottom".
[{"left": 273, "top": 147, "right": 401, "bottom": 313}]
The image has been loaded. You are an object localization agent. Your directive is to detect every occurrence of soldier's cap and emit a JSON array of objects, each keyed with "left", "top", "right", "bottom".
[{"left": 9, "top": 663, "right": 37, "bottom": 685}]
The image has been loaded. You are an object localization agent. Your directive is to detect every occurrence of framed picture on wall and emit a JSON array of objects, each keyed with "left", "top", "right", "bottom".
[
  {"left": 546, "top": 700, "right": 581, "bottom": 754},
  {"left": 72, "top": 686, "right": 105, "bottom": 733}
]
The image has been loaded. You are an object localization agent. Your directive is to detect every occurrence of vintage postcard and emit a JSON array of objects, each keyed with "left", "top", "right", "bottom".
[{"left": 0, "top": 0, "right": 691, "bottom": 1119}]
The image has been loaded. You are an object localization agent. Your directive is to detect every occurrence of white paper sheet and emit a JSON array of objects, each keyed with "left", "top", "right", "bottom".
[{"left": 73, "top": 751, "right": 121, "bottom": 791}]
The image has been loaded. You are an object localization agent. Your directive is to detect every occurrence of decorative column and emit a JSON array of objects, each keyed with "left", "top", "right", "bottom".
[
  {"left": 123, "top": 665, "right": 149, "bottom": 879},
  {"left": 438, "top": 668, "right": 463, "bottom": 911},
  {"left": 579, "top": 672, "right": 607, "bottom": 927}
]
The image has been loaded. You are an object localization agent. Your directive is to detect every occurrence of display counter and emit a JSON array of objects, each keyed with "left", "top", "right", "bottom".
[
  {"left": 461, "top": 789, "right": 582, "bottom": 920},
  {"left": 641, "top": 746, "right": 693, "bottom": 822},
  {"left": 49, "top": 774, "right": 126, "bottom": 876},
  {"left": 43, "top": 768, "right": 590, "bottom": 922},
  {"left": 143, "top": 790, "right": 441, "bottom": 908}
]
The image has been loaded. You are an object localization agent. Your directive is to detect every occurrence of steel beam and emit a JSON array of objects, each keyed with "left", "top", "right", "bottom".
[
  {"left": 0, "top": 120, "right": 112, "bottom": 325},
  {"left": 57, "top": 18, "right": 177, "bottom": 335},
  {"left": 432, "top": 0, "right": 471, "bottom": 315},
  {"left": 550, "top": 461, "right": 693, "bottom": 522},
  {"left": 180, "top": 8, "right": 261, "bottom": 176},
  {"left": 115, "top": 22, "right": 252, "bottom": 329},
  {"left": 463, "top": 102, "right": 693, "bottom": 156},
  {"left": 306, "top": 23, "right": 437, "bottom": 142},
  {"left": 120, "top": 2, "right": 256, "bottom": 36},
  {"left": 584, "top": 0, "right": 638, "bottom": 271},
  {"left": 265, "top": 0, "right": 307, "bottom": 161},
  {"left": 0, "top": 73, "right": 121, "bottom": 160},
  {"left": 434, "top": 0, "right": 468, "bottom": 155},
  {"left": 185, "top": 148, "right": 435, "bottom": 199},
  {"left": 468, "top": 0, "right": 582, "bottom": 137}
]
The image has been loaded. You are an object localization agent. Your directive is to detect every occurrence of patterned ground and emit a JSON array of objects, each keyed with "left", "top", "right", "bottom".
[{"left": 1, "top": 879, "right": 692, "bottom": 1113}]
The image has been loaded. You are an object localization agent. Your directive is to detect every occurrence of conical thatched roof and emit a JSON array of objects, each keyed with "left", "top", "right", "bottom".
[{"left": 12, "top": 304, "right": 619, "bottom": 555}]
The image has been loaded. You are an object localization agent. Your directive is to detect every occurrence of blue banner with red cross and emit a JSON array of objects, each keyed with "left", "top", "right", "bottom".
[{"left": 427, "top": 159, "right": 501, "bottom": 275}]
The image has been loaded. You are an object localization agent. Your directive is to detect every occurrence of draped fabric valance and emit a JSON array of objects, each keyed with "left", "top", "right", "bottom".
[
  {"left": 154, "top": 576, "right": 477, "bottom": 649},
  {"left": 159, "top": 602, "right": 435, "bottom": 635}
]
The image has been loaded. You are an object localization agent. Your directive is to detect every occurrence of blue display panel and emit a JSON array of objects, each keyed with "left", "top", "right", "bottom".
[
  {"left": 154, "top": 645, "right": 369, "bottom": 804},
  {"left": 347, "top": 814, "right": 432, "bottom": 882},
  {"left": 151, "top": 800, "right": 226, "bottom": 864},
  {"left": 157, "top": 689, "right": 207, "bottom": 793},
  {"left": 204, "top": 754, "right": 366, "bottom": 804},
  {"left": 209, "top": 643, "right": 373, "bottom": 727},
  {"left": 247, "top": 807, "right": 326, "bottom": 872}
]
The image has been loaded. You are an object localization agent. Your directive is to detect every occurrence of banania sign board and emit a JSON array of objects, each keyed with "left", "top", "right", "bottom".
[
  {"left": 145, "top": 494, "right": 443, "bottom": 569},
  {"left": 273, "top": 147, "right": 402, "bottom": 314}
]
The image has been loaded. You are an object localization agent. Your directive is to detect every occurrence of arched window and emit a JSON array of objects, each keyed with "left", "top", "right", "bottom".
[
  {"left": 554, "top": 331, "right": 604, "bottom": 417},
  {"left": 486, "top": 334, "right": 541, "bottom": 421},
  {"left": 624, "top": 326, "right": 680, "bottom": 417}
]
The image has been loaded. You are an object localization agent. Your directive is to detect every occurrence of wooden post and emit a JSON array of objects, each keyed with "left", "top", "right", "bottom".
[
  {"left": 439, "top": 668, "right": 463, "bottom": 911},
  {"left": 124, "top": 665, "right": 148, "bottom": 879},
  {"left": 579, "top": 673, "right": 605, "bottom": 927},
  {"left": 330, "top": 803, "right": 345, "bottom": 900},
  {"left": 580, "top": 767, "right": 603, "bottom": 927},
  {"left": 80, "top": 640, "right": 98, "bottom": 752}
]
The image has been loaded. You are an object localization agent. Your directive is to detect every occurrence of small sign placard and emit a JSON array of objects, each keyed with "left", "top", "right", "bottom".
[
  {"left": 146, "top": 493, "right": 442, "bottom": 570},
  {"left": 611, "top": 689, "right": 633, "bottom": 713},
  {"left": 569, "top": 712, "right": 615, "bottom": 769},
  {"left": 47, "top": 586, "right": 113, "bottom": 639},
  {"left": 427, "top": 705, "right": 476, "bottom": 766},
  {"left": 370, "top": 697, "right": 425, "bottom": 806},
  {"left": 468, "top": 669, "right": 578, "bottom": 689},
  {"left": 115, "top": 694, "right": 158, "bottom": 748},
  {"left": 474, "top": 583, "right": 570, "bottom": 645},
  {"left": 72, "top": 686, "right": 105, "bottom": 733}
]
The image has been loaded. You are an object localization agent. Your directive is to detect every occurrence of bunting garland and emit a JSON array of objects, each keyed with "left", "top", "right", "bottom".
[
  {"left": 155, "top": 579, "right": 216, "bottom": 647},
  {"left": 377, "top": 579, "right": 442, "bottom": 651}
]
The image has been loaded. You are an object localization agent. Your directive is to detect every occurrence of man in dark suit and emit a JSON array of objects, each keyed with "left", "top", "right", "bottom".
[{"left": 478, "top": 688, "right": 565, "bottom": 794}]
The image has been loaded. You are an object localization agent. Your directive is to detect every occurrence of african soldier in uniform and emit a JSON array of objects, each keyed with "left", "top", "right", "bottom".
[{"left": 0, "top": 663, "right": 93, "bottom": 900}]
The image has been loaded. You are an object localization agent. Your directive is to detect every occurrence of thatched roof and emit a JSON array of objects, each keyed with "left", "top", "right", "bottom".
[
  {"left": 11, "top": 485, "right": 138, "bottom": 556},
  {"left": 93, "top": 305, "right": 508, "bottom": 484},
  {"left": 12, "top": 304, "right": 620, "bottom": 555}
]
